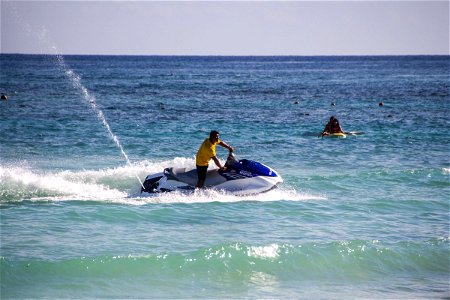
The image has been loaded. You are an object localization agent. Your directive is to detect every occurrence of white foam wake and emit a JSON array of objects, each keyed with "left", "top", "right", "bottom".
[
  {"left": 0, "top": 164, "right": 126, "bottom": 201},
  {"left": 0, "top": 158, "right": 325, "bottom": 205}
]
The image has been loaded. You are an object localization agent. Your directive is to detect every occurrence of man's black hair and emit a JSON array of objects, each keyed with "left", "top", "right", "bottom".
[{"left": 210, "top": 130, "right": 220, "bottom": 139}]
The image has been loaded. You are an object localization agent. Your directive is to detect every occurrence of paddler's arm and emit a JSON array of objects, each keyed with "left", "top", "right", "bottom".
[
  {"left": 321, "top": 124, "right": 330, "bottom": 136},
  {"left": 218, "top": 141, "right": 234, "bottom": 152}
]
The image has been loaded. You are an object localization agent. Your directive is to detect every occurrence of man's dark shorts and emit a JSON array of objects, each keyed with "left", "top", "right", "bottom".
[{"left": 196, "top": 165, "right": 208, "bottom": 181}]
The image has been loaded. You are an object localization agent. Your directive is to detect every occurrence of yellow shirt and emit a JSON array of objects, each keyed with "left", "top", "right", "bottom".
[{"left": 196, "top": 138, "right": 221, "bottom": 166}]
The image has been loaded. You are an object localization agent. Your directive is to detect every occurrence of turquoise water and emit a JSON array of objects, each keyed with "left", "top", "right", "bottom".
[{"left": 1, "top": 54, "right": 449, "bottom": 298}]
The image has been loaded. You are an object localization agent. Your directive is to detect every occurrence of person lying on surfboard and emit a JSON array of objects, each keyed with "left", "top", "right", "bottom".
[{"left": 321, "top": 116, "right": 344, "bottom": 136}]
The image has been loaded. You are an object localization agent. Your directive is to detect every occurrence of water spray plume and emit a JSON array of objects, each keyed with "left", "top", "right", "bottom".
[
  {"left": 40, "top": 48, "right": 144, "bottom": 189},
  {"left": 57, "top": 58, "right": 145, "bottom": 189},
  {"left": 5, "top": 4, "right": 145, "bottom": 188}
]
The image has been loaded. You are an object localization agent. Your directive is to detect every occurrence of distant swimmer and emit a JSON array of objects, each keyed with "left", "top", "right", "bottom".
[
  {"left": 379, "top": 102, "right": 384, "bottom": 106},
  {"left": 1, "top": 94, "right": 7, "bottom": 101},
  {"left": 321, "top": 116, "right": 344, "bottom": 136}
]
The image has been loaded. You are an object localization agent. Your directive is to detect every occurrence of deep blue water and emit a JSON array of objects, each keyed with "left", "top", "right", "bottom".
[{"left": 1, "top": 54, "right": 449, "bottom": 298}]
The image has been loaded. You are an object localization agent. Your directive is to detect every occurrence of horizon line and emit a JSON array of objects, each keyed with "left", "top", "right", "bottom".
[{"left": 1, "top": 52, "right": 449, "bottom": 57}]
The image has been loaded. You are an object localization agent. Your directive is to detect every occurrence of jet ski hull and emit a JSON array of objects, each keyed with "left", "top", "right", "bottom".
[{"left": 141, "top": 159, "right": 283, "bottom": 195}]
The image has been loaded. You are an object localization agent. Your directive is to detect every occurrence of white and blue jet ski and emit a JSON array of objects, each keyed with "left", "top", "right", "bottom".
[{"left": 141, "top": 152, "right": 283, "bottom": 195}]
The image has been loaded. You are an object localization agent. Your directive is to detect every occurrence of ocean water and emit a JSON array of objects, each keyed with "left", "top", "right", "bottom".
[{"left": 1, "top": 54, "right": 449, "bottom": 299}]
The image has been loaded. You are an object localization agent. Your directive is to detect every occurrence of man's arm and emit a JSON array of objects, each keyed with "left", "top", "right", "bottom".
[
  {"left": 212, "top": 156, "right": 224, "bottom": 170},
  {"left": 218, "top": 141, "right": 234, "bottom": 152}
]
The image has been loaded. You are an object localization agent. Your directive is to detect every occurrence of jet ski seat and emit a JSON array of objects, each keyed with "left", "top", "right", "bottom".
[{"left": 164, "top": 167, "right": 227, "bottom": 187}]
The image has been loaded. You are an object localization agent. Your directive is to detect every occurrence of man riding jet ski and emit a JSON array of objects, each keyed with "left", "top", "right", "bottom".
[{"left": 141, "top": 152, "right": 283, "bottom": 195}]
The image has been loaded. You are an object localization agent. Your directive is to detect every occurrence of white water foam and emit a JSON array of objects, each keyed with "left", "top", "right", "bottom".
[
  {"left": 247, "top": 244, "right": 280, "bottom": 259},
  {"left": 133, "top": 184, "right": 325, "bottom": 205},
  {"left": 0, "top": 164, "right": 126, "bottom": 201}
]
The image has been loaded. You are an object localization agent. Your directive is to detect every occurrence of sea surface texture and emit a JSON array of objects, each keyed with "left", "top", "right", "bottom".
[{"left": 1, "top": 55, "right": 449, "bottom": 298}]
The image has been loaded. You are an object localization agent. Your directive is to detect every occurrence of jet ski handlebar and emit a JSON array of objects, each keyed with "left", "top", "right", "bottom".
[{"left": 225, "top": 151, "right": 240, "bottom": 167}]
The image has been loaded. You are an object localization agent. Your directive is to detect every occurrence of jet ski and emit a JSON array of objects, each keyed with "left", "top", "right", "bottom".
[{"left": 141, "top": 152, "right": 283, "bottom": 195}]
